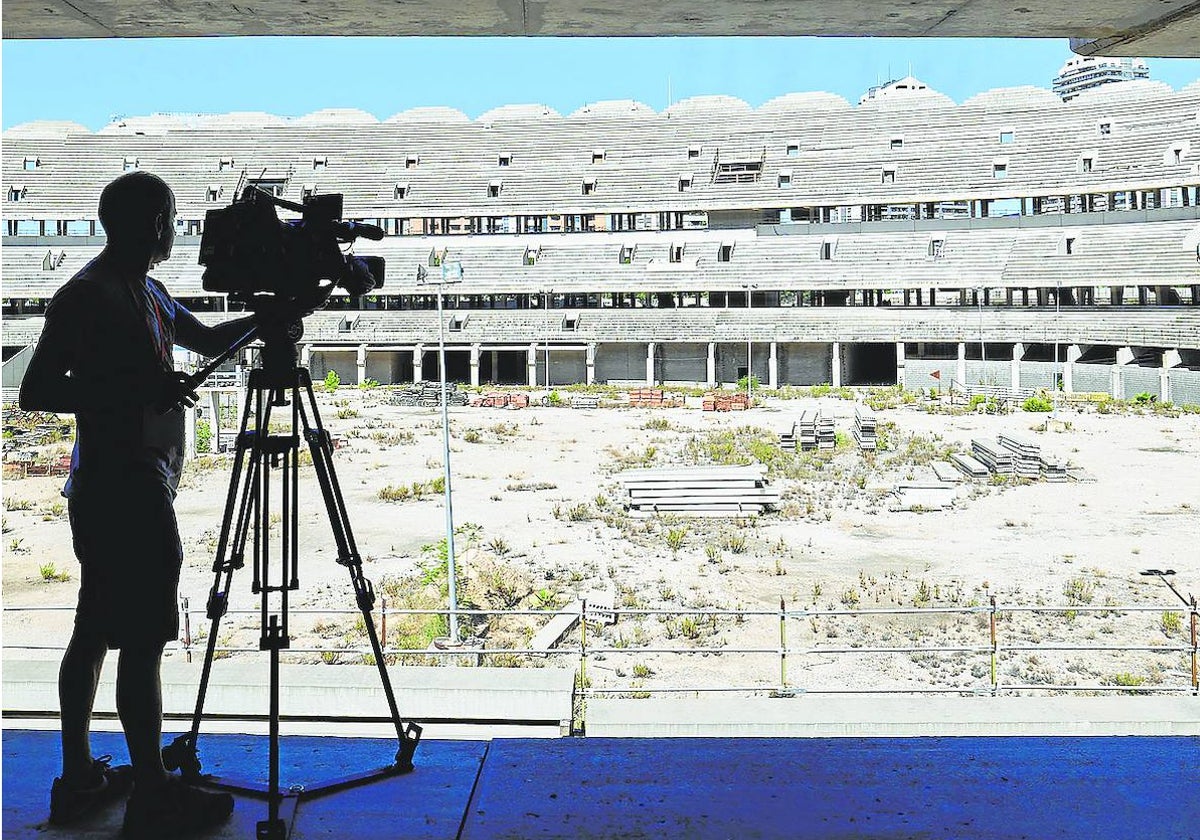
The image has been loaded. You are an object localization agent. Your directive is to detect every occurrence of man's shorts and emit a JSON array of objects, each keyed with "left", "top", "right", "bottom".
[{"left": 68, "top": 478, "right": 183, "bottom": 650}]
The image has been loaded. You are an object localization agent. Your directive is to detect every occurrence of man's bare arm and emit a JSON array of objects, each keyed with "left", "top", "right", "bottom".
[{"left": 173, "top": 307, "right": 256, "bottom": 359}]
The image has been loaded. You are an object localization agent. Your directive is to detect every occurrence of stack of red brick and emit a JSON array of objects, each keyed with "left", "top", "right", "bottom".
[
  {"left": 702, "top": 393, "right": 750, "bottom": 412},
  {"left": 471, "top": 392, "right": 530, "bottom": 409}
]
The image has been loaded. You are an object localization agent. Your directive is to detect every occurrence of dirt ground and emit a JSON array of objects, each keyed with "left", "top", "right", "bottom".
[{"left": 4, "top": 389, "right": 1198, "bottom": 695}]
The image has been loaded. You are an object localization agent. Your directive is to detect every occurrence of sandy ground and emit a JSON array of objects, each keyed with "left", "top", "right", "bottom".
[{"left": 4, "top": 390, "right": 1198, "bottom": 696}]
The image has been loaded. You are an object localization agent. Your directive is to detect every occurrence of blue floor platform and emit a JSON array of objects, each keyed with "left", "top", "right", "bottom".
[{"left": 4, "top": 729, "right": 1197, "bottom": 839}]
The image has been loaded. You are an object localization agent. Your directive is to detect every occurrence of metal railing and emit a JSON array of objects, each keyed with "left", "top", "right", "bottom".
[{"left": 5, "top": 595, "right": 1197, "bottom": 699}]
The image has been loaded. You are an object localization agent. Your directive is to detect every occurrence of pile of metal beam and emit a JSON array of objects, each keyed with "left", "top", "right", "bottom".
[
  {"left": 997, "top": 433, "right": 1043, "bottom": 480},
  {"left": 971, "top": 438, "right": 1015, "bottom": 475},
  {"left": 950, "top": 452, "right": 990, "bottom": 478},
  {"left": 618, "top": 464, "right": 779, "bottom": 518},
  {"left": 852, "top": 405, "right": 877, "bottom": 451}
]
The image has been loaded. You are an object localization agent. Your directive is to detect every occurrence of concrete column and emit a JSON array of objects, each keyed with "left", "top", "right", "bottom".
[
  {"left": 527, "top": 343, "right": 538, "bottom": 387},
  {"left": 1112, "top": 346, "right": 1134, "bottom": 398},
  {"left": 645, "top": 342, "right": 656, "bottom": 386},
  {"left": 956, "top": 342, "right": 967, "bottom": 389},
  {"left": 1110, "top": 286, "right": 1124, "bottom": 305},
  {"left": 469, "top": 344, "right": 481, "bottom": 388},
  {"left": 1011, "top": 343, "right": 1024, "bottom": 392},
  {"left": 1161, "top": 349, "right": 1182, "bottom": 403},
  {"left": 706, "top": 342, "right": 716, "bottom": 388},
  {"left": 413, "top": 345, "right": 424, "bottom": 383},
  {"left": 184, "top": 404, "right": 197, "bottom": 459},
  {"left": 831, "top": 342, "right": 842, "bottom": 388},
  {"left": 300, "top": 344, "right": 312, "bottom": 369},
  {"left": 895, "top": 341, "right": 906, "bottom": 389},
  {"left": 356, "top": 343, "right": 368, "bottom": 385},
  {"left": 586, "top": 343, "right": 596, "bottom": 386},
  {"left": 1063, "top": 345, "right": 1082, "bottom": 394},
  {"left": 491, "top": 351, "right": 499, "bottom": 383},
  {"left": 207, "top": 390, "right": 221, "bottom": 453},
  {"left": 768, "top": 342, "right": 778, "bottom": 390}
]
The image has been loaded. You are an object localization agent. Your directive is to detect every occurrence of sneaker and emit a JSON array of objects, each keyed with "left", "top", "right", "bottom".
[
  {"left": 122, "top": 776, "right": 234, "bottom": 840},
  {"left": 48, "top": 755, "right": 135, "bottom": 825}
]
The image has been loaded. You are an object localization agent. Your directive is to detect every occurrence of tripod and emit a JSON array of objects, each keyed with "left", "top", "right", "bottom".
[{"left": 163, "top": 324, "right": 422, "bottom": 840}]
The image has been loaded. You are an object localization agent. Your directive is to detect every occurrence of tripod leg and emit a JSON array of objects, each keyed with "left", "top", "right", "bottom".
[
  {"left": 297, "top": 369, "right": 423, "bottom": 768},
  {"left": 165, "top": 380, "right": 265, "bottom": 778}
]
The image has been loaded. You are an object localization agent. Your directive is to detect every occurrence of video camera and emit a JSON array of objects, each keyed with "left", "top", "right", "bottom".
[{"left": 199, "top": 186, "right": 385, "bottom": 310}]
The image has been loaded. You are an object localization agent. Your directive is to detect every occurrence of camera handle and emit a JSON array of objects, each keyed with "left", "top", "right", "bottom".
[{"left": 163, "top": 363, "right": 421, "bottom": 838}]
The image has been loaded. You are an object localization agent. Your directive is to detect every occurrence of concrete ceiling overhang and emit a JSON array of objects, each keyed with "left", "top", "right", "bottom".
[{"left": 3, "top": 0, "right": 1200, "bottom": 57}]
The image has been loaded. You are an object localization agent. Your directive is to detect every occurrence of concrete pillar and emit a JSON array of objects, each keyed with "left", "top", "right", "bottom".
[
  {"left": 1005, "top": 288, "right": 1014, "bottom": 306},
  {"left": 1011, "top": 343, "right": 1024, "bottom": 392},
  {"left": 831, "top": 342, "right": 842, "bottom": 388},
  {"left": 300, "top": 344, "right": 312, "bottom": 369},
  {"left": 527, "top": 343, "right": 538, "bottom": 387},
  {"left": 184, "top": 404, "right": 197, "bottom": 459},
  {"left": 356, "top": 343, "right": 368, "bottom": 385},
  {"left": 491, "top": 351, "right": 499, "bottom": 384},
  {"left": 645, "top": 342, "right": 656, "bottom": 386},
  {"left": 586, "top": 343, "right": 596, "bottom": 386},
  {"left": 413, "top": 345, "right": 424, "bottom": 383},
  {"left": 1161, "top": 349, "right": 1182, "bottom": 403},
  {"left": 1110, "top": 286, "right": 1124, "bottom": 305},
  {"left": 1112, "top": 346, "right": 1134, "bottom": 398},
  {"left": 956, "top": 342, "right": 967, "bottom": 389},
  {"left": 895, "top": 341, "right": 906, "bottom": 389},
  {"left": 207, "top": 390, "right": 221, "bottom": 453},
  {"left": 469, "top": 344, "right": 481, "bottom": 388},
  {"left": 706, "top": 342, "right": 716, "bottom": 388},
  {"left": 768, "top": 342, "right": 778, "bottom": 390},
  {"left": 1063, "top": 345, "right": 1082, "bottom": 394}
]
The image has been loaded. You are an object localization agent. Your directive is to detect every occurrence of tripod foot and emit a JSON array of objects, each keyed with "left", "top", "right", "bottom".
[
  {"left": 256, "top": 818, "right": 288, "bottom": 840},
  {"left": 163, "top": 732, "right": 203, "bottom": 779}
]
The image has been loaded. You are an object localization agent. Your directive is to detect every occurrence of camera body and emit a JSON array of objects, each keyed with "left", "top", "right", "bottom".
[{"left": 199, "top": 187, "right": 385, "bottom": 308}]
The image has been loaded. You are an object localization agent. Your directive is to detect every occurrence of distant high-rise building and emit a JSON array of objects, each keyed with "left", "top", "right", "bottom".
[{"left": 1052, "top": 56, "right": 1150, "bottom": 101}]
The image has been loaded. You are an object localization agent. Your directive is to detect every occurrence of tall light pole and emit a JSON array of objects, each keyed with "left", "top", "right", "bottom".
[
  {"left": 742, "top": 282, "right": 757, "bottom": 405},
  {"left": 1053, "top": 279, "right": 1061, "bottom": 420},
  {"left": 543, "top": 288, "right": 552, "bottom": 389},
  {"left": 418, "top": 260, "right": 463, "bottom": 642}
]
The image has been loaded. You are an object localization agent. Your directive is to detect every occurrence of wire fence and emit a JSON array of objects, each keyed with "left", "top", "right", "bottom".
[{"left": 5, "top": 595, "right": 1197, "bottom": 698}]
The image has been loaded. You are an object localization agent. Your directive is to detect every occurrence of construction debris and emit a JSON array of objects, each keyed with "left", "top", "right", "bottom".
[
  {"left": 971, "top": 438, "right": 1015, "bottom": 475},
  {"left": 951, "top": 453, "right": 990, "bottom": 478},
  {"left": 618, "top": 464, "right": 779, "bottom": 518},
  {"left": 388, "top": 382, "right": 469, "bottom": 407}
]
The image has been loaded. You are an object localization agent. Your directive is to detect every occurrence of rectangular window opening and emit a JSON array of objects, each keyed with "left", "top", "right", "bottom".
[
  {"left": 669, "top": 244, "right": 684, "bottom": 263},
  {"left": 591, "top": 149, "right": 606, "bottom": 164},
  {"left": 1081, "top": 157, "right": 1093, "bottom": 173},
  {"left": 582, "top": 179, "right": 596, "bottom": 196},
  {"left": 23, "top": 157, "right": 40, "bottom": 171},
  {"left": 993, "top": 163, "right": 1007, "bottom": 179},
  {"left": 786, "top": 144, "right": 799, "bottom": 157},
  {"left": 882, "top": 168, "right": 896, "bottom": 184},
  {"left": 1099, "top": 122, "right": 1112, "bottom": 136},
  {"left": 929, "top": 238, "right": 945, "bottom": 259},
  {"left": 619, "top": 245, "right": 634, "bottom": 265},
  {"left": 890, "top": 137, "right": 904, "bottom": 149},
  {"left": 313, "top": 157, "right": 328, "bottom": 171},
  {"left": 687, "top": 146, "right": 701, "bottom": 159},
  {"left": 498, "top": 154, "right": 512, "bottom": 167},
  {"left": 718, "top": 243, "right": 734, "bottom": 263},
  {"left": 488, "top": 181, "right": 502, "bottom": 198},
  {"left": 406, "top": 155, "right": 420, "bottom": 169},
  {"left": 394, "top": 183, "right": 409, "bottom": 200},
  {"left": 999, "top": 131, "right": 1014, "bottom": 144}
]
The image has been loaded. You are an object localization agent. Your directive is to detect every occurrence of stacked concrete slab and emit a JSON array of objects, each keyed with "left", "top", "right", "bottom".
[
  {"left": 852, "top": 405, "right": 877, "bottom": 451},
  {"left": 618, "top": 465, "right": 779, "bottom": 518},
  {"left": 971, "top": 438, "right": 1015, "bottom": 475}
]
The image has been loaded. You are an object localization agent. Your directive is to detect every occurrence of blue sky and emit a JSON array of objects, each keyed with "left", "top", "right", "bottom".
[{"left": 4, "top": 37, "right": 1200, "bottom": 130}]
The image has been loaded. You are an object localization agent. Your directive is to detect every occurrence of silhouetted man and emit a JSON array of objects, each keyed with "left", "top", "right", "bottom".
[{"left": 20, "top": 171, "right": 254, "bottom": 837}]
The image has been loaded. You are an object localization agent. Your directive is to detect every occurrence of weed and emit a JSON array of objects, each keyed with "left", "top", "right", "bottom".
[
  {"left": 632, "top": 663, "right": 653, "bottom": 678},
  {"left": 463, "top": 429, "right": 483, "bottom": 443},
  {"left": 4, "top": 497, "right": 33, "bottom": 512},
  {"left": 665, "top": 528, "right": 687, "bottom": 554},
  {"left": 336, "top": 407, "right": 359, "bottom": 419},
  {"left": 1160, "top": 612, "right": 1183, "bottom": 636},
  {"left": 722, "top": 533, "right": 747, "bottom": 554},
  {"left": 643, "top": 418, "right": 671, "bottom": 431},
  {"left": 378, "top": 484, "right": 412, "bottom": 502},
  {"left": 323, "top": 370, "right": 341, "bottom": 393},
  {"left": 566, "top": 503, "right": 592, "bottom": 522},
  {"left": 1063, "top": 577, "right": 1095, "bottom": 605},
  {"left": 488, "top": 536, "right": 511, "bottom": 557},
  {"left": 705, "top": 544, "right": 722, "bottom": 564},
  {"left": 39, "top": 562, "right": 71, "bottom": 582}
]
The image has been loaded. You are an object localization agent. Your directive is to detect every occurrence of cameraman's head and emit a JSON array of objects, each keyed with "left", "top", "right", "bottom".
[{"left": 99, "top": 171, "right": 176, "bottom": 268}]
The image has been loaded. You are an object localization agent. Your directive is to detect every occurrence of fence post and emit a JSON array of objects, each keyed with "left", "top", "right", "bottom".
[
  {"left": 989, "top": 595, "right": 998, "bottom": 695},
  {"left": 380, "top": 595, "right": 387, "bottom": 655},
  {"left": 1190, "top": 595, "right": 1198, "bottom": 696},
  {"left": 579, "top": 598, "right": 588, "bottom": 690},
  {"left": 779, "top": 597, "right": 788, "bottom": 692},
  {"left": 180, "top": 597, "right": 192, "bottom": 662}
]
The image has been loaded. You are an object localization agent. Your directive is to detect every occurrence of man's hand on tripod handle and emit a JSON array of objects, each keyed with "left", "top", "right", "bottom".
[{"left": 155, "top": 369, "right": 202, "bottom": 414}]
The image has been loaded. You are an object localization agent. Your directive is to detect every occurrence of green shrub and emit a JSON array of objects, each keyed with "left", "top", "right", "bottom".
[
  {"left": 323, "top": 370, "right": 341, "bottom": 393},
  {"left": 359, "top": 378, "right": 380, "bottom": 390},
  {"left": 1161, "top": 611, "right": 1183, "bottom": 635},
  {"left": 1022, "top": 393, "right": 1054, "bottom": 412},
  {"left": 665, "top": 528, "right": 687, "bottom": 554},
  {"left": 196, "top": 420, "right": 213, "bottom": 452}
]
